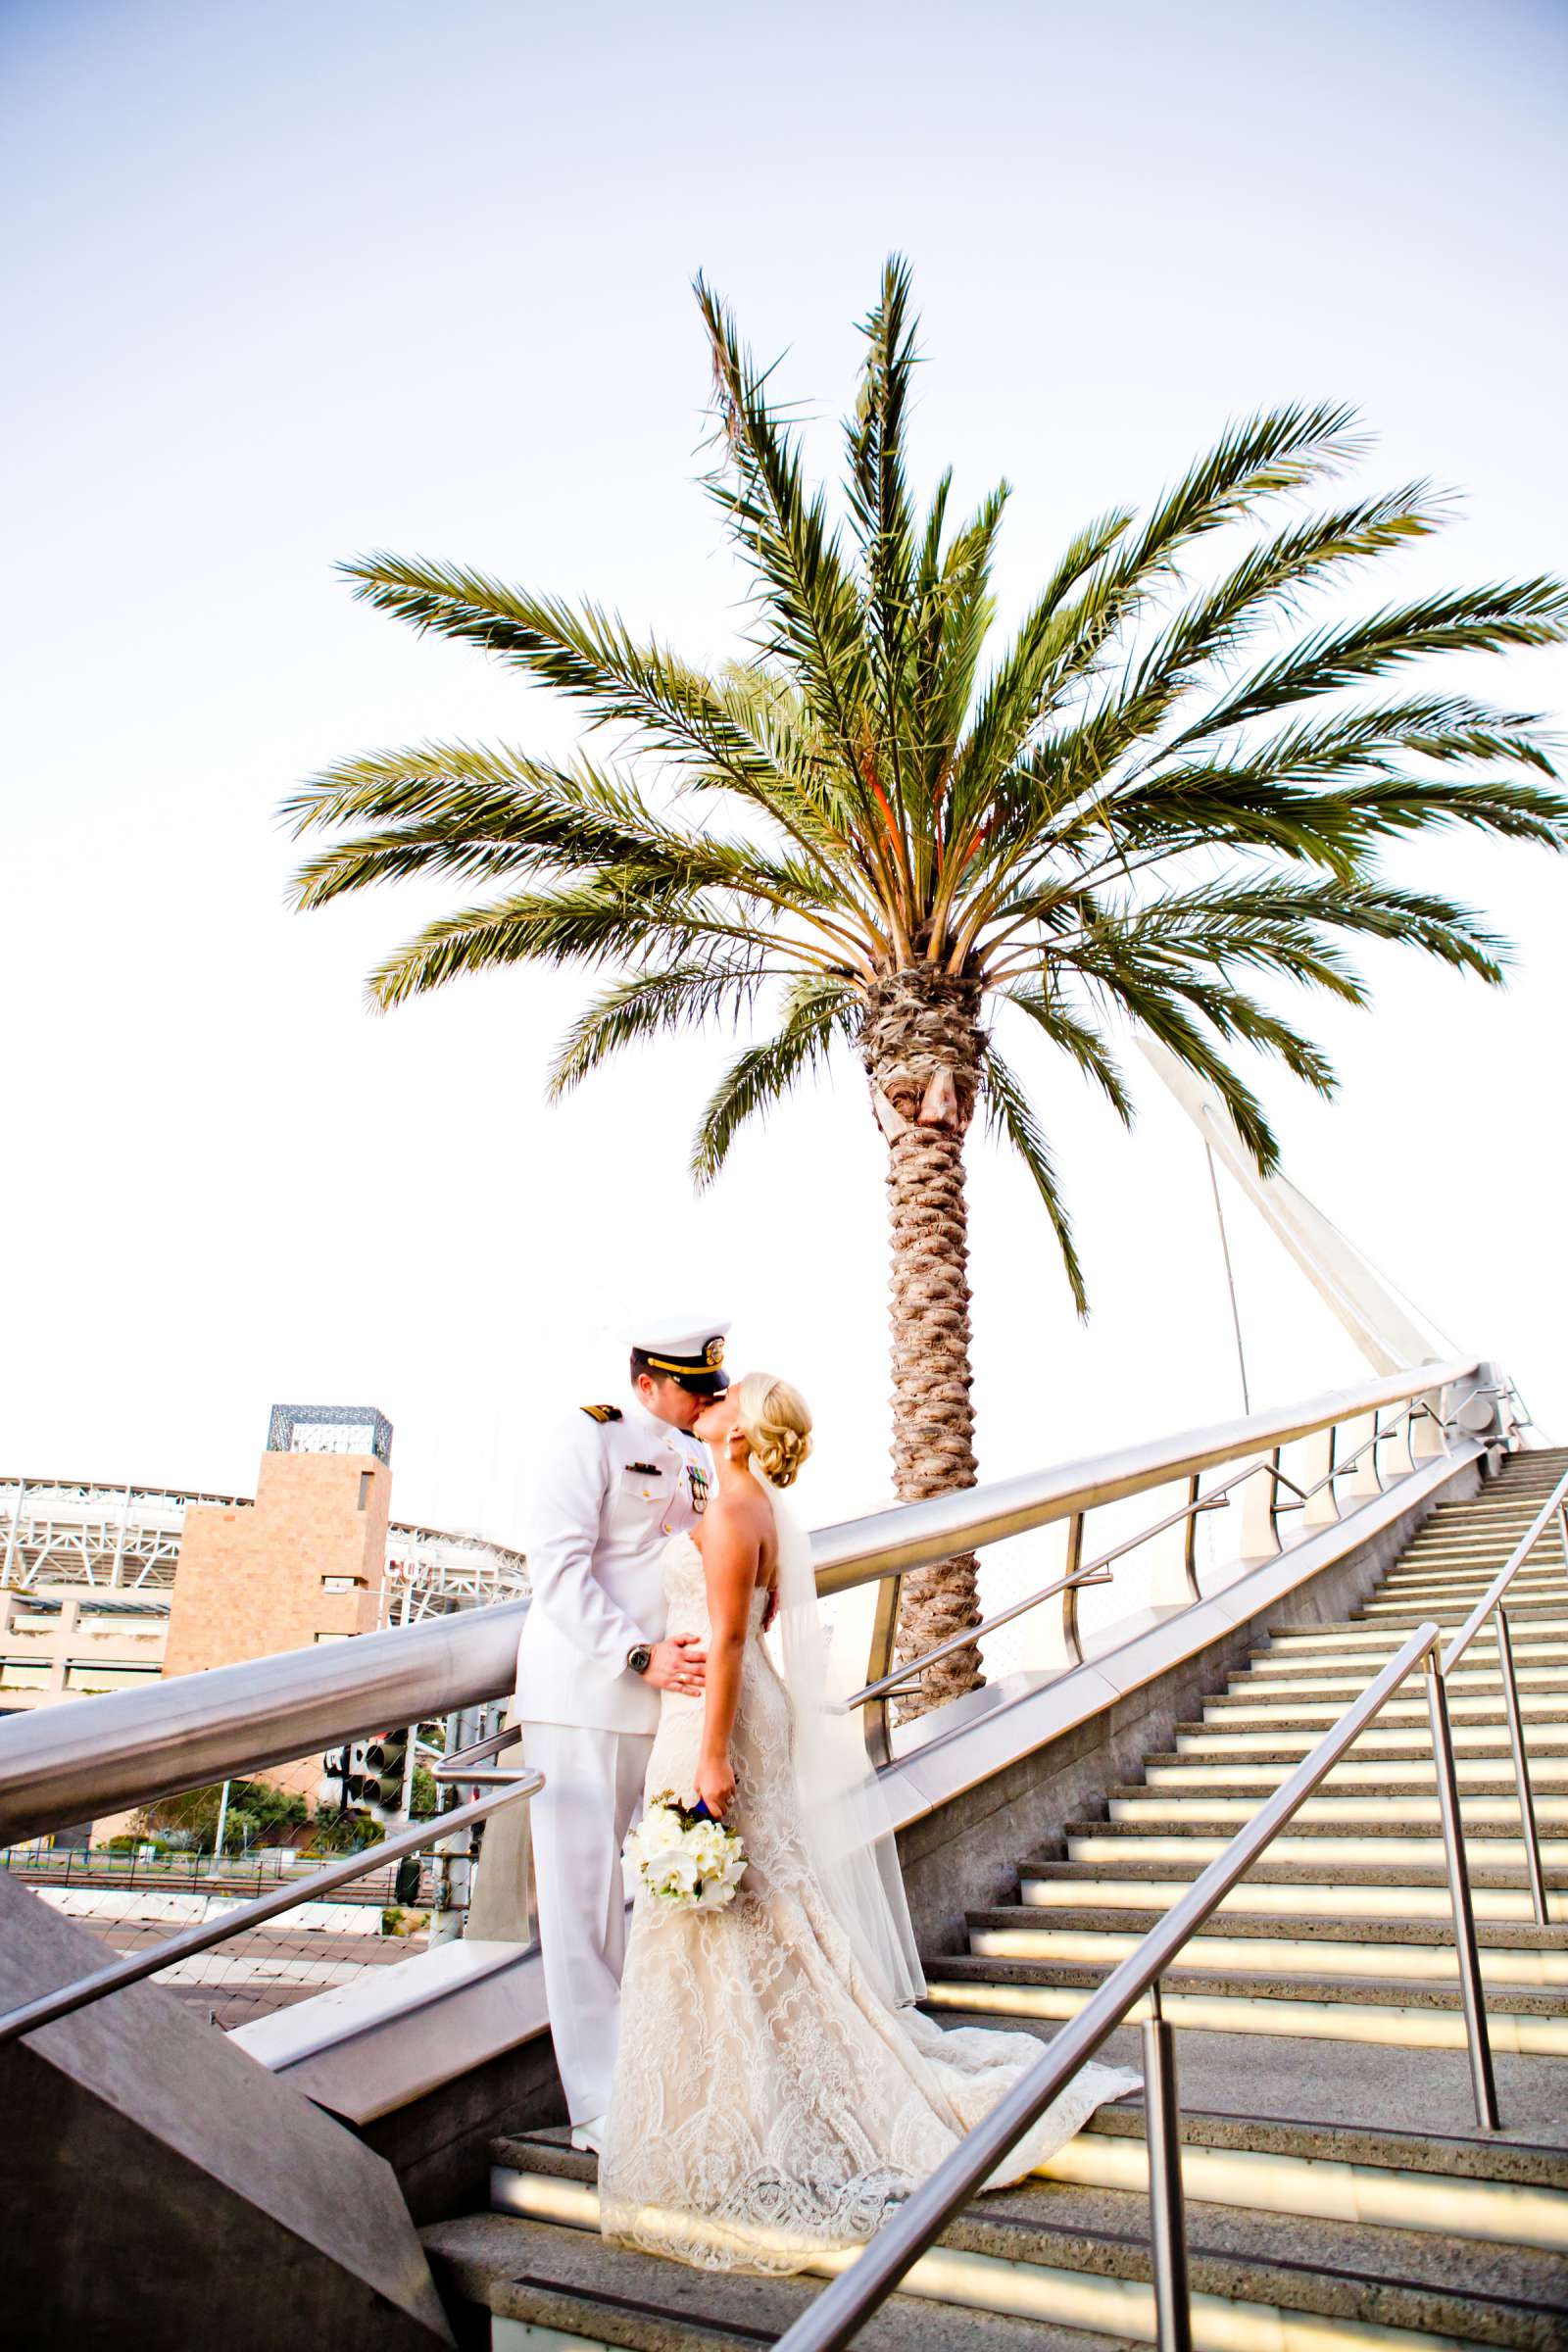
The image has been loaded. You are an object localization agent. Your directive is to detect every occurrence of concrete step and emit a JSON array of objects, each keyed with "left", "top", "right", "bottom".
[
  {"left": 1396, "top": 1545, "right": 1561, "bottom": 1564},
  {"left": 1142, "top": 1753, "right": 1568, "bottom": 1794},
  {"left": 1063, "top": 1817, "right": 1568, "bottom": 1873},
  {"left": 1260, "top": 1621, "right": 1568, "bottom": 1646},
  {"left": 1104, "top": 1788, "right": 1568, "bottom": 1828},
  {"left": 1069, "top": 2099, "right": 1568, "bottom": 2251},
  {"left": 1393, "top": 1549, "right": 1562, "bottom": 1571},
  {"left": 491, "top": 2111, "right": 1568, "bottom": 2262},
  {"left": 423, "top": 2207, "right": 1135, "bottom": 2352},
  {"left": 1256, "top": 1630, "right": 1567, "bottom": 1663},
  {"left": 1375, "top": 1577, "right": 1567, "bottom": 1601},
  {"left": 1019, "top": 1858, "right": 1568, "bottom": 1927},
  {"left": 924, "top": 1954, "right": 1568, "bottom": 2058},
  {"left": 1214, "top": 1668, "right": 1568, "bottom": 1704},
  {"left": 1414, "top": 1516, "right": 1565, "bottom": 1534},
  {"left": 1174, "top": 1721, "right": 1568, "bottom": 1758},
  {"left": 1354, "top": 1601, "right": 1568, "bottom": 1628},
  {"left": 1200, "top": 1691, "right": 1568, "bottom": 1727},
  {"left": 1244, "top": 1638, "right": 1568, "bottom": 1671},
  {"left": 966, "top": 1907, "right": 1568, "bottom": 1990},
  {"left": 472, "top": 2135, "right": 1568, "bottom": 2350},
  {"left": 1400, "top": 1520, "right": 1564, "bottom": 1539}
]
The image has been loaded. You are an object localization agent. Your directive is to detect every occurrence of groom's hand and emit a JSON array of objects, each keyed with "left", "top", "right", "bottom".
[{"left": 644, "top": 1633, "right": 707, "bottom": 1695}]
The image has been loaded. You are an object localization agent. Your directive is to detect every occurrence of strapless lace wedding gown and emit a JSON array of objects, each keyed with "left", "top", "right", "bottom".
[{"left": 599, "top": 1530, "right": 1138, "bottom": 2275}]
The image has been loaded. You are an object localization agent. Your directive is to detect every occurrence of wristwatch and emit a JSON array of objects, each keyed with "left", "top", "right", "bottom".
[{"left": 626, "top": 1642, "right": 654, "bottom": 1676}]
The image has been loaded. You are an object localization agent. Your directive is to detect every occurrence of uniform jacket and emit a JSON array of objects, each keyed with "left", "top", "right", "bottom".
[{"left": 514, "top": 1402, "right": 713, "bottom": 1733}]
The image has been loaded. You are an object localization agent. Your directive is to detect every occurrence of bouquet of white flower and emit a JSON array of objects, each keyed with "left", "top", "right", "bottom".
[{"left": 623, "top": 1791, "right": 748, "bottom": 1913}]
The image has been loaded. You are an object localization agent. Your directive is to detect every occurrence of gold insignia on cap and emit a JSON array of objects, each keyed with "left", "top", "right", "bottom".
[{"left": 705, "top": 1337, "right": 725, "bottom": 1368}]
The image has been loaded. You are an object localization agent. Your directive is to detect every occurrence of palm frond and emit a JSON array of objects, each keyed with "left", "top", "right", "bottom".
[
  {"left": 690, "top": 977, "right": 860, "bottom": 1185},
  {"left": 1026, "top": 404, "right": 1369, "bottom": 715},
  {"left": 337, "top": 557, "right": 795, "bottom": 809},
  {"left": 693, "top": 277, "right": 882, "bottom": 835},
  {"left": 1180, "top": 578, "right": 1568, "bottom": 745},
  {"left": 943, "top": 506, "right": 1137, "bottom": 864},
  {"left": 978, "top": 1041, "right": 1089, "bottom": 1315},
  {"left": 367, "top": 878, "right": 778, "bottom": 1009},
  {"left": 548, "top": 964, "right": 770, "bottom": 1097},
  {"left": 1001, "top": 985, "right": 1134, "bottom": 1124},
  {"left": 281, "top": 740, "right": 851, "bottom": 919},
  {"left": 845, "top": 256, "right": 921, "bottom": 835}
]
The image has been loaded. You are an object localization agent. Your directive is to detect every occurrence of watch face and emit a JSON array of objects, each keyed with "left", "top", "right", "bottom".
[{"left": 629, "top": 1644, "right": 653, "bottom": 1674}]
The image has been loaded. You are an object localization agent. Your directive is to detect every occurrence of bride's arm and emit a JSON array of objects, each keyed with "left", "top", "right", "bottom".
[{"left": 695, "top": 1501, "right": 759, "bottom": 1820}]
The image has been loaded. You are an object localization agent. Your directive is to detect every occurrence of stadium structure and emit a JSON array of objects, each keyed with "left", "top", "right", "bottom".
[{"left": 0, "top": 1450, "right": 529, "bottom": 1714}]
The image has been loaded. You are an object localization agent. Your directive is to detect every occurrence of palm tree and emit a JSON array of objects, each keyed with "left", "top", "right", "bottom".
[{"left": 283, "top": 260, "right": 1567, "bottom": 1714}]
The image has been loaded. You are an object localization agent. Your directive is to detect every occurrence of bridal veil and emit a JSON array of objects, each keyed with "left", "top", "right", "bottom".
[{"left": 758, "top": 1460, "right": 927, "bottom": 2012}]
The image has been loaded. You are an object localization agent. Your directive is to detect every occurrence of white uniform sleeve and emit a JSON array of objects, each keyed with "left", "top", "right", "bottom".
[{"left": 526, "top": 1419, "right": 649, "bottom": 1673}]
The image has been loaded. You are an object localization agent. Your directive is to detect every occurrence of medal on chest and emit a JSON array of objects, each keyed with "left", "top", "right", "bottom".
[{"left": 685, "top": 1461, "right": 710, "bottom": 1517}]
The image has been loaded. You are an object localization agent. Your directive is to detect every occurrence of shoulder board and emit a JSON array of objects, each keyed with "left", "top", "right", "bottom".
[{"left": 580, "top": 1403, "right": 623, "bottom": 1424}]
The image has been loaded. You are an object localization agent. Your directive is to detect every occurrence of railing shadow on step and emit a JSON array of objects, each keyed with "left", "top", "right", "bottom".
[{"left": 779, "top": 1453, "right": 1568, "bottom": 2352}]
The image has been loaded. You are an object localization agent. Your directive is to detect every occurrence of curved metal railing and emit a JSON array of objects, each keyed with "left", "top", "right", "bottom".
[
  {"left": 0, "top": 1729, "right": 541, "bottom": 2048},
  {"left": 0, "top": 1357, "right": 1482, "bottom": 1842},
  {"left": 775, "top": 1616, "right": 1498, "bottom": 2352},
  {"left": 778, "top": 1435, "right": 1563, "bottom": 2352},
  {"left": 1438, "top": 1459, "right": 1568, "bottom": 1926}
]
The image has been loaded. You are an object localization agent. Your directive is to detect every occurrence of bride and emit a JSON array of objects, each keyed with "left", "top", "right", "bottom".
[{"left": 599, "top": 1370, "right": 1138, "bottom": 2275}]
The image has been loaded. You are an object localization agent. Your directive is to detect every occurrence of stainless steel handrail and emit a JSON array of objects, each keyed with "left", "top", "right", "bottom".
[
  {"left": 0, "top": 1767, "right": 543, "bottom": 2048},
  {"left": 774, "top": 1617, "right": 1496, "bottom": 2352},
  {"left": 0, "top": 1596, "right": 531, "bottom": 1845},
  {"left": 0, "top": 1358, "right": 1477, "bottom": 1843},
  {"left": 430, "top": 1723, "right": 528, "bottom": 1786},
  {"left": 809, "top": 1362, "right": 1472, "bottom": 1596},
  {"left": 1437, "top": 1460, "right": 1568, "bottom": 1929},
  {"left": 1441, "top": 1462, "right": 1568, "bottom": 1674},
  {"left": 846, "top": 1389, "right": 1436, "bottom": 1748},
  {"left": 843, "top": 1560, "right": 1116, "bottom": 1709}
]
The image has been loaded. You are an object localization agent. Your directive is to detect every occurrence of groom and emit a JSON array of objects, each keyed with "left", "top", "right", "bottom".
[{"left": 514, "top": 1313, "right": 730, "bottom": 2154}]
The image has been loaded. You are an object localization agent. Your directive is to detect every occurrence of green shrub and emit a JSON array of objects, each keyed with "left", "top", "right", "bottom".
[
  {"left": 305, "top": 1807, "right": 386, "bottom": 1857},
  {"left": 138, "top": 1779, "right": 310, "bottom": 1856}
]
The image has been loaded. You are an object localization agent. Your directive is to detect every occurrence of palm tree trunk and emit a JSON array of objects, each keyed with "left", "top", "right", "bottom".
[{"left": 861, "top": 969, "right": 986, "bottom": 1717}]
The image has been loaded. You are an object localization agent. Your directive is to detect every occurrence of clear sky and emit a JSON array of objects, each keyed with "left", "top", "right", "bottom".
[{"left": 3, "top": 0, "right": 1564, "bottom": 1545}]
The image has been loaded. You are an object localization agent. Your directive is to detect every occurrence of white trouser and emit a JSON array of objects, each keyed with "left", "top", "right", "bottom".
[{"left": 523, "top": 1721, "right": 654, "bottom": 2126}]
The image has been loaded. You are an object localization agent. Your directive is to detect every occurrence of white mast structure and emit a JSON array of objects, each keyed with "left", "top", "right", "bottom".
[{"left": 1135, "top": 1033, "right": 1451, "bottom": 1376}]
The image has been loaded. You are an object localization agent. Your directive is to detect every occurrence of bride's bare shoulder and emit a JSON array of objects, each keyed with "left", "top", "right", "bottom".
[{"left": 701, "top": 1480, "right": 771, "bottom": 1548}]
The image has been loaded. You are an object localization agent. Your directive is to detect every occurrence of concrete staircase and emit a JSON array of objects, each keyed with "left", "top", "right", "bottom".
[{"left": 424, "top": 1448, "right": 1568, "bottom": 2349}]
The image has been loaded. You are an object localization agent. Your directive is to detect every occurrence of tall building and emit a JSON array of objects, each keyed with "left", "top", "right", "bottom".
[{"left": 164, "top": 1405, "right": 395, "bottom": 1681}]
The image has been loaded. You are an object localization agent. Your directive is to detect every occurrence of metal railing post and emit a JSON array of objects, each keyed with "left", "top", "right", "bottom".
[
  {"left": 1059, "top": 1514, "right": 1086, "bottom": 1665},
  {"left": 1494, "top": 1609, "right": 1549, "bottom": 1930},
  {"left": 1424, "top": 1653, "right": 1499, "bottom": 2131},
  {"left": 1411, "top": 1391, "right": 1447, "bottom": 1462},
  {"left": 1181, "top": 1477, "right": 1201, "bottom": 1602},
  {"left": 1142, "top": 1981, "right": 1193, "bottom": 2352},
  {"left": 1299, "top": 1423, "right": 1340, "bottom": 1531},
  {"left": 1239, "top": 1449, "right": 1282, "bottom": 1561},
  {"left": 861, "top": 1569, "right": 903, "bottom": 1769}
]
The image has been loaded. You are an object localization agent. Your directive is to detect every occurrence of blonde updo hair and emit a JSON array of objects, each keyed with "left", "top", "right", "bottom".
[{"left": 734, "top": 1370, "right": 813, "bottom": 1490}]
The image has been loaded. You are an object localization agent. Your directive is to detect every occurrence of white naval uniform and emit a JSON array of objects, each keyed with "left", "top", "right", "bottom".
[{"left": 514, "top": 1400, "right": 711, "bottom": 2124}]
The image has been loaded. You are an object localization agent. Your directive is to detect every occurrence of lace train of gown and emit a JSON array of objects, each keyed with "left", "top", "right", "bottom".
[{"left": 599, "top": 1532, "right": 1139, "bottom": 2275}]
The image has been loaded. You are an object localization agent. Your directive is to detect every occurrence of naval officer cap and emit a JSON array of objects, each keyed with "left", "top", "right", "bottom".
[{"left": 630, "top": 1312, "right": 732, "bottom": 1396}]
